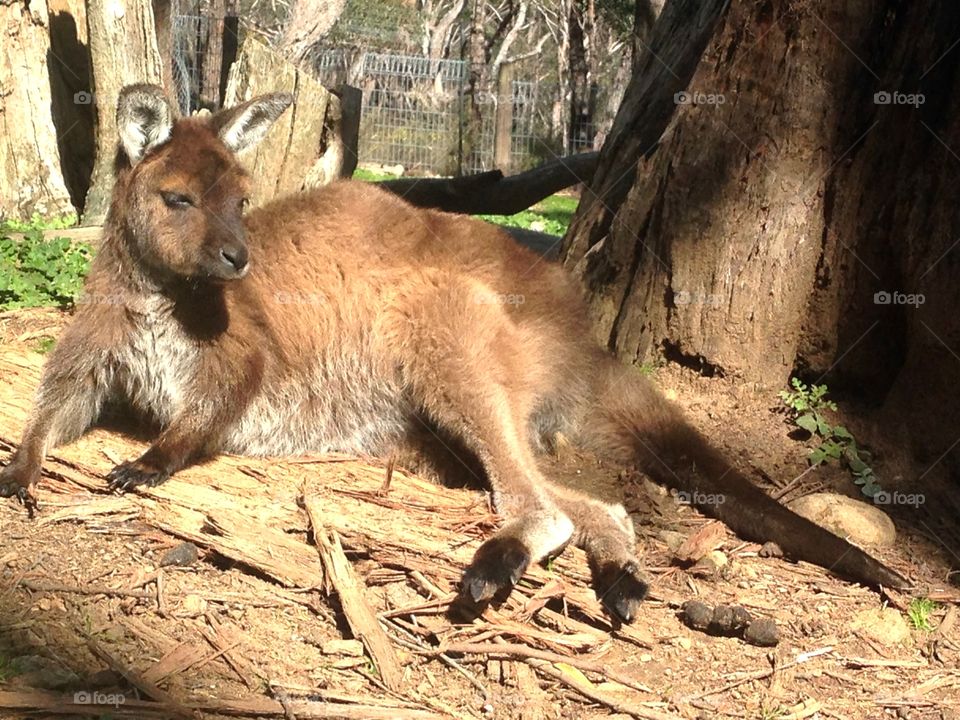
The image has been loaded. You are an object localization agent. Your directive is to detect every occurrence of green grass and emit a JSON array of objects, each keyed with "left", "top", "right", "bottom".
[
  {"left": 352, "top": 167, "right": 397, "bottom": 182},
  {"left": 0, "top": 214, "right": 90, "bottom": 311},
  {"left": 479, "top": 194, "right": 579, "bottom": 236},
  {"left": 907, "top": 597, "right": 938, "bottom": 631},
  {"left": 353, "top": 168, "right": 580, "bottom": 236}
]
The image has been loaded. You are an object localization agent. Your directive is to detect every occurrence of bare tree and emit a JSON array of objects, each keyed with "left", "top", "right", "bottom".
[
  {"left": 278, "top": 0, "right": 347, "bottom": 66},
  {"left": 420, "top": 0, "right": 467, "bottom": 59}
]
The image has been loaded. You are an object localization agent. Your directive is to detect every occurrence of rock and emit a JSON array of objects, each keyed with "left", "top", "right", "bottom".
[
  {"left": 178, "top": 594, "right": 207, "bottom": 617},
  {"left": 851, "top": 607, "right": 911, "bottom": 646},
  {"left": 788, "top": 492, "right": 896, "bottom": 547},
  {"left": 758, "top": 541, "right": 783, "bottom": 558},
  {"left": 321, "top": 639, "right": 365, "bottom": 657},
  {"left": 659, "top": 530, "right": 687, "bottom": 552},
  {"left": 159, "top": 542, "right": 199, "bottom": 567}
]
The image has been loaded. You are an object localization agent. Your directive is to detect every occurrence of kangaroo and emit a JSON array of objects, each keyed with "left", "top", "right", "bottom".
[{"left": 0, "top": 85, "right": 907, "bottom": 622}]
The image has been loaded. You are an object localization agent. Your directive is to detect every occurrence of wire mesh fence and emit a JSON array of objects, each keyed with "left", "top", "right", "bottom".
[{"left": 167, "top": 10, "right": 600, "bottom": 176}]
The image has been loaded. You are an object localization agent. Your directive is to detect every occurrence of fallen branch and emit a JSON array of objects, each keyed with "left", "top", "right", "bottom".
[
  {"left": 18, "top": 577, "right": 154, "bottom": 600},
  {"left": 302, "top": 490, "right": 404, "bottom": 692},
  {"left": 85, "top": 636, "right": 195, "bottom": 719},
  {"left": 433, "top": 641, "right": 652, "bottom": 694},
  {"left": 530, "top": 661, "right": 680, "bottom": 720},
  {"left": 378, "top": 152, "right": 598, "bottom": 215}
]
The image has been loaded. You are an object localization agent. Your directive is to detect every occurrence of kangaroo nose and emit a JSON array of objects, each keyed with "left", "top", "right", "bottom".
[{"left": 219, "top": 245, "right": 249, "bottom": 273}]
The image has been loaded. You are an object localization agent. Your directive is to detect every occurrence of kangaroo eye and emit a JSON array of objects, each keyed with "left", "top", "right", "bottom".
[{"left": 161, "top": 191, "right": 193, "bottom": 209}]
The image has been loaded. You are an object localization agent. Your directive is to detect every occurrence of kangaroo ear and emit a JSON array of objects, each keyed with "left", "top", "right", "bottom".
[
  {"left": 117, "top": 84, "right": 174, "bottom": 165},
  {"left": 210, "top": 93, "right": 293, "bottom": 154}
]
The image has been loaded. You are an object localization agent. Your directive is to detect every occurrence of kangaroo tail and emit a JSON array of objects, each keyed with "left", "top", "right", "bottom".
[{"left": 577, "top": 356, "right": 908, "bottom": 590}]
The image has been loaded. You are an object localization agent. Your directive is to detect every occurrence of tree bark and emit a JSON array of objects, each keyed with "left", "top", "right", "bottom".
[
  {"left": 224, "top": 38, "right": 347, "bottom": 206},
  {"left": 0, "top": 0, "right": 74, "bottom": 220},
  {"left": 82, "top": 0, "right": 166, "bottom": 224},
  {"left": 200, "top": 0, "right": 226, "bottom": 108},
  {"left": 278, "top": 0, "right": 347, "bottom": 67},
  {"left": 563, "top": 0, "right": 960, "bottom": 481}
]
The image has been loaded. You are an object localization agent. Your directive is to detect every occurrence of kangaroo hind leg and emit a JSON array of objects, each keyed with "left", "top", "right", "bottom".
[{"left": 392, "top": 280, "right": 574, "bottom": 606}]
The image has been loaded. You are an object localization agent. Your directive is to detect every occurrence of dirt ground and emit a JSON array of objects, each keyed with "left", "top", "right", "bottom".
[{"left": 0, "top": 308, "right": 958, "bottom": 720}]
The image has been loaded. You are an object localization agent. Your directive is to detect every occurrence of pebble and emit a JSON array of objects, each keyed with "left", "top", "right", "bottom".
[{"left": 159, "top": 541, "right": 200, "bottom": 567}]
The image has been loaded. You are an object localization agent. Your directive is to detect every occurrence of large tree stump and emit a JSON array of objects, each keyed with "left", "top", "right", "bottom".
[
  {"left": 82, "top": 0, "right": 166, "bottom": 224},
  {"left": 0, "top": 0, "right": 74, "bottom": 221},
  {"left": 223, "top": 38, "right": 359, "bottom": 207}
]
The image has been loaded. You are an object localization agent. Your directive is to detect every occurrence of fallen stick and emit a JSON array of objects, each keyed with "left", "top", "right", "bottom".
[
  {"left": 529, "top": 661, "right": 680, "bottom": 720},
  {"left": 302, "top": 491, "right": 404, "bottom": 692},
  {"left": 84, "top": 637, "right": 195, "bottom": 719},
  {"left": 433, "top": 641, "right": 653, "bottom": 694},
  {"left": 685, "top": 646, "right": 834, "bottom": 701},
  {"left": 19, "top": 577, "right": 154, "bottom": 599}
]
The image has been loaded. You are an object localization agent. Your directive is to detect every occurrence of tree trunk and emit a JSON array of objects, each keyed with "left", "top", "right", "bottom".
[
  {"left": 461, "top": 0, "right": 487, "bottom": 172},
  {"left": 0, "top": 0, "right": 74, "bottom": 220},
  {"left": 563, "top": 0, "right": 960, "bottom": 481},
  {"left": 278, "top": 0, "right": 347, "bottom": 67},
  {"left": 224, "top": 38, "right": 347, "bottom": 206},
  {"left": 47, "top": 0, "right": 95, "bottom": 212},
  {"left": 200, "top": 0, "right": 226, "bottom": 108},
  {"left": 567, "top": 0, "right": 594, "bottom": 152},
  {"left": 82, "top": 0, "right": 166, "bottom": 224}
]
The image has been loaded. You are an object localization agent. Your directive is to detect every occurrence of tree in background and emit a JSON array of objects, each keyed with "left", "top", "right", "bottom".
[{"left": 563, "top": 0, "right": 960, "bottom": 505}]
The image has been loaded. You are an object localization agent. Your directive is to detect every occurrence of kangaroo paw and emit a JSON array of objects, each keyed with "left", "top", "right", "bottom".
[
  {"left": 107, "top": 461, "right": 170, "bottom": 493},
  {"left": 591, "top": 559, "right": 649, "bottom": 624},
  {"left": 460, "top": 536, "right": 530, "bottom": 604}
]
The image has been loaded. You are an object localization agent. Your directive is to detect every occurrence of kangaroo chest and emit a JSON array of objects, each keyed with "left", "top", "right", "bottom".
[{"left": 113, "top": 306, "right": 199, "bottom": 425}]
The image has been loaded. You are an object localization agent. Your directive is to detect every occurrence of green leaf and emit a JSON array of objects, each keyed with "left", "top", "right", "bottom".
[
  {"left": 796, "top": 414, "right": 819, "bottom": 433},
  {"left": 816, "top": 415, "right": 833, "bottom": 436},
  {"left": 809, "top": 448, "right": 827, "bottom": 465},
  {"left": 832, "top": 425, "right": 853, "bottom": 440},
  {"left": 847, "top": 454, "right": 869, "bottom": 474}
]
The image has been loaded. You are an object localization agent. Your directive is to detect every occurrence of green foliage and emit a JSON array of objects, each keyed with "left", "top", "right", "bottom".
[
  {"left": 352, "top": 168, "right": 580, "bottom": 236},
  {"left": 0, "top": 215, "right": 91, "bottom": 311},
  {"left": 352, "top": 167, "right": 397, "bottom": 182},
  {"left": 907, "top": 597, "right": 938, "bottom": 631},
  {"left": 33, "top": 336, "right": 56, "bottom": 354},
  {"left": 779, "top": 378, "right": 881, "bottom": 497},
  {"left": 480, "top": 194, "right": 579, "bottom": 236}
]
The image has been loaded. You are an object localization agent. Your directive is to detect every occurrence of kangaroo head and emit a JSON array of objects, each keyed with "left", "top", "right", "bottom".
[{"left": 113, "top": 84, "right": 292, "bottom": 283}]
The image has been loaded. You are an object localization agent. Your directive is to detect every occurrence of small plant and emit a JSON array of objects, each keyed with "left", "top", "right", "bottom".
[
  {"left": 33, "top": 336, "right": 56, "bottom": 354},
  {"left": 779, "top": 378, "right": 881, "bottom": 497},
  {"left": 907, "top": 597, "right": 938, "bottom": 631},
  {"left": 0, "top": 215, "right": 91, "bottom": 311}
]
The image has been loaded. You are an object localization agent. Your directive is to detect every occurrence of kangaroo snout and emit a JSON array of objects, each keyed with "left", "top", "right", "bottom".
[{"left": 218, "top": 243, "right": 249, "bottom": 276}]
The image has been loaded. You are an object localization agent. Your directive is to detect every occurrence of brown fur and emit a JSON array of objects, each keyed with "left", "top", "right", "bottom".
[{"left": 0, "top": 87, "right": 907, "bottom": 623}]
